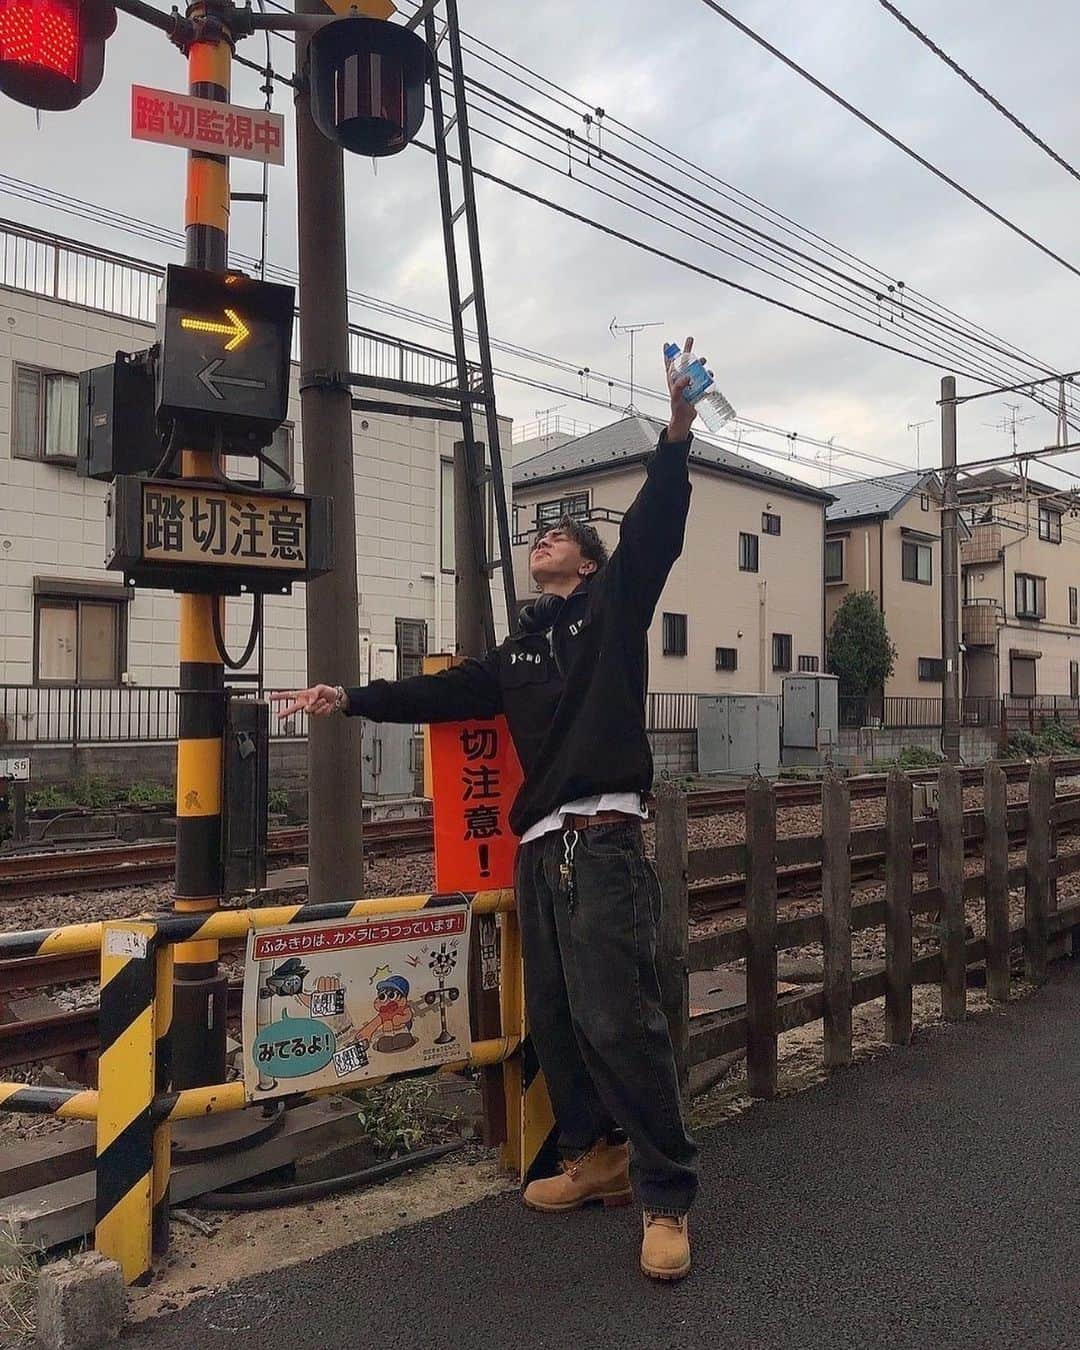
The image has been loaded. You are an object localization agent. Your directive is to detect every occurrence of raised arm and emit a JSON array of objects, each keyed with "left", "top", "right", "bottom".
[{"left": 602, "top": 339, "right": 698, "bottom": 626}]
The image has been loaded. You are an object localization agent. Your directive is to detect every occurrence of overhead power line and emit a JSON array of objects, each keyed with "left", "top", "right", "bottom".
[
  {"left": 256, "top": 0, "right": 1075, "bottom": 396},
  {"left": 697, "top": 0, "right": 1080, "bottom": 283},
  {"left": 875, "top": 0, "right": 1080, "bottom": 188}
]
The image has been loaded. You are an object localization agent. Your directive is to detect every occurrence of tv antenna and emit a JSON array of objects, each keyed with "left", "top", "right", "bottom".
[
  {"left": 907, "top": 419, "right": 932, "bottom": 470},
  {"left": 609, "top": 317, "right": 662, "bottom": 414}
]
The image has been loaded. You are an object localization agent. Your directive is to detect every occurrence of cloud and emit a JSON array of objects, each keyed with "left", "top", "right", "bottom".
[{"left": 2, "top": 0, "right": 1078, "bottom": 483}]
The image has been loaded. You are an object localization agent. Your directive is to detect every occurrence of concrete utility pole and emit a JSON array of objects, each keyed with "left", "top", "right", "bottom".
[
  {"left": 295, "top": 0, "right": 366, "bottom": 900},
  {"left": 453, "top": 438, "right": 493, "bottom": 656},
  {"left": 940, "top": 375, "right": 961, "bottom": 764}
]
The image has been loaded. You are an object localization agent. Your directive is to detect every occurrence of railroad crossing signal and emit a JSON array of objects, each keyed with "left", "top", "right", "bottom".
[
  {"left": 156, "top": 264, "right": 294, "bottom": 449},
  {"left": 0, "top": 0, "right": 116, "bottom": 110}
]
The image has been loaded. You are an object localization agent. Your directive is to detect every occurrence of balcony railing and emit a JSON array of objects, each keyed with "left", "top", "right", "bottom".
[
  {"left": 512, "top": 506, "right": 625, "bottom": 546},
  {"left": 962, "top": 597, "right": 1000, "bottom": 647},
  {"left": 961, "top": 522, "right": 1002, "bottom": 567},
  {"left": 0, "top": 218, "right": 477, "bottom": 391}
]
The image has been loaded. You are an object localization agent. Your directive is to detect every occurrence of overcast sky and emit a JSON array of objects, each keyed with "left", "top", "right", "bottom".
[{"left": 3, "top": 0, "right": 1079, "bottom": 488}]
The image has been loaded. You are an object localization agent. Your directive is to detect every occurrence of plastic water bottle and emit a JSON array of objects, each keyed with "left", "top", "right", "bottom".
[{"left": 664, "top": 342, "right": 736, "bottom": 433}]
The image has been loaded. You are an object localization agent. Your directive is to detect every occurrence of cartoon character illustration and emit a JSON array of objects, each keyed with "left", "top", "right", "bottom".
[
  {"left": 357, "top": 974, "right": 418, "bottom": 1054},
  {"left": 259, "top": 957, "right": 309, "bottom": 999}
]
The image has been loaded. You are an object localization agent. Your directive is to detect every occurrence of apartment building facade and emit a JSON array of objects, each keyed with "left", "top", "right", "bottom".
[
  {"left": 0, "top": 218, "right": 509, "bottom": 735},
  {"left": 824, "top": 470, "right": 959, "bottom": 700},
  {"left": 960, "top": 469, "right": 1080, "bottom": 701},
  {"left": 512, "top": 415, "right": 832, "bottom": 697}
]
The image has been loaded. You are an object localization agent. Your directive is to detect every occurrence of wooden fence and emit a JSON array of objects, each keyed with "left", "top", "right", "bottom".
[{"left": 654, "top": 759, "right": 1080, "bottom": 1100}]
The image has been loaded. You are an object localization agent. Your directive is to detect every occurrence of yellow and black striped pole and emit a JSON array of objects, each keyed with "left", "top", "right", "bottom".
[
  {"left": 95, "top": 921, "right": 159, "bottom": 1285},
  {"left": 172, "top": 0, "right": 232, "bottom": 1089},
  {"left": 497, "top": 904, "right": 558, "bottom": 1184},
  {"left": 152, "top": 942, "right": 174, "bottom": 1256}
]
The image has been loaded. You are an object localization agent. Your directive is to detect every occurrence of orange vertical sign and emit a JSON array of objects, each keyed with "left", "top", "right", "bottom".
[{"left": 430, "top": 717, "right": 523, "bottom": 891}]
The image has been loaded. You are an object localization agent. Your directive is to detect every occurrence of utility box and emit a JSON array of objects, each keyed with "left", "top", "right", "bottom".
[
  {"left": 697, "top": 694, "right": 780, "bottom": 777},
  {"left": 781, "top": 674, "right": 839, "bottom": 768},
  {"left": 361, "top": 721, "right": 417, "bottom": 798},
  {"left": 222, "top": 697, "right": 269, "bottom": 896},
  {"left": 78, "top": 349, "right": 160, "bottom": 482}
]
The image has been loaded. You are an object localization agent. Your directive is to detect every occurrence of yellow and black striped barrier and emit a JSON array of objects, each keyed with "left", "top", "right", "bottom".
[{"left": 0, "top": 887, "right": 553, "bottom": 1284}]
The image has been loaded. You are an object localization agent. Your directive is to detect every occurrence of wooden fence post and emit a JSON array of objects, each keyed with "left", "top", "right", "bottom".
[
  {"left": 885, "top": 768, "right": 913, "bottom": 1044},
  {"left": 938, "top": 763, "right": 966, "bottom": 1021},
  {"left": 745, "top": 776, "right": 777, "bottom": 1099},
  {"left": 821, "top": 766, "right": 852, "bottom": 1067},
  {"left": 1025, "top": 758, "right": 1052, "bottom": 984},
  {"left": 655, "top": 778, "right": 689, "bottom": 1099},
  {"left": 983, "top": 762, "right": 1010, "bottom": 1002}
]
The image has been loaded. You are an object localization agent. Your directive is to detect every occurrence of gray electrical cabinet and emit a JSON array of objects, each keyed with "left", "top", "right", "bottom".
[
  {"left": 697, "top": 694, "right": 780, "bottom": 777},
  {"left": 361, "top": 721, "right": 418, "bottom": 798},
  {"left": 781, "top": 674, "right": 839, "bottom": 767}
]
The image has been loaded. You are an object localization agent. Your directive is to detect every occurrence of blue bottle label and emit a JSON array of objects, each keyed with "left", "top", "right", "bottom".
[{"left": 682, "top": 358, "right": 714, "bottom": 404}]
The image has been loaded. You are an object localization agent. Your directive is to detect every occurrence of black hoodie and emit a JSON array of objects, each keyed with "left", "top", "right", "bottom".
[{"left": 344, "top": 430, "right": 693, "bottom": 836}]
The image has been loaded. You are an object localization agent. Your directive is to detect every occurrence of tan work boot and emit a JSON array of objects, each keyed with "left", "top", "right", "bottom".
[
  {"left": 641, "top": 1212, "right": 691, "bottom": 1281},
  {"left": 522, "top": 1140, "right": 632, "bottom": 1213}
]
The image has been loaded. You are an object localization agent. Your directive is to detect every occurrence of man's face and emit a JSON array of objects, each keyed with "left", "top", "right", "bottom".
[{"left": 529, "top": 527, "right": 594, "bottom": 588}]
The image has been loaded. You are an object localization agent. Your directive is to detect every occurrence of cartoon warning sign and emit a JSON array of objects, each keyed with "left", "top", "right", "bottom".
[{"left": 241, "top": 904, "right": 472, "bottom": 1099}]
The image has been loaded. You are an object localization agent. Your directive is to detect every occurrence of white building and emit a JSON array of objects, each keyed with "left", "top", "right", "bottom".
[{"left": 0, "top": 217, "right": 509, "bottom": 744}]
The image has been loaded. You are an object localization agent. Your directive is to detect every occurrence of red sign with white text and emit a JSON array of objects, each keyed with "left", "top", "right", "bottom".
[
  {"left": 430, "top": 717, "right": 523, "bottom": 892},
  {"left": 131, "top": 85, "right": 286, "bottom": 165}
]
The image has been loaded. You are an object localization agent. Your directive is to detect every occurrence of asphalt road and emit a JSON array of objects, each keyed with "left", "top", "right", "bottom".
[{"left": 127, "top": 967, "right": 1080, "bottom": 1350}]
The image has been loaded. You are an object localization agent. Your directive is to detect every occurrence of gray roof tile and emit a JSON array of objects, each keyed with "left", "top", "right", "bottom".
[
  {"left": 825, "top": 470, "right": 931, "bottom": 522},
  {"left": 513, "top": 415, "right": 832, "bottom": 501}
]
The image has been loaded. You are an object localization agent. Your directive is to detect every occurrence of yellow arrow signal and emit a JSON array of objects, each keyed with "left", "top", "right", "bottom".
[{"left": 180, "top": 307, "right": 251, "bottom": 352}]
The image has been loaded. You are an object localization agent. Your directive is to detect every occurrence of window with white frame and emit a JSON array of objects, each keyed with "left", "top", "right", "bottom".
[
  {"left": 12, "top": 363, "right": 80, "bottom": 465},
  {"left": 824, "top": 539, "right": 844, "bottom": 583}
]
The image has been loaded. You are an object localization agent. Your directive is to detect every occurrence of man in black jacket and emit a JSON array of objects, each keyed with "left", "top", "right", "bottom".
[{"left": 275, "top": 342, "right": 701, "bottom": 1280}]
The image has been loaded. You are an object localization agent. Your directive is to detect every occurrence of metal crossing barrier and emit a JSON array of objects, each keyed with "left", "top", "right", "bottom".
[{"left": 0, "top": 888, "right": 553, "bottom": 1284}]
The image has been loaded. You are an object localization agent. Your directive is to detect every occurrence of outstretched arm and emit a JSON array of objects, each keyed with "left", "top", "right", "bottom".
[{"left": 272, "top": 651, "right": 502, "bottom": 726}]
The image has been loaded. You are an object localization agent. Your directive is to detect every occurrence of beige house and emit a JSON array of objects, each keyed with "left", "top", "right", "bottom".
[
  {"left": 959, "top": 469, "right": 1080, "bottom": 701},
  {"left": 512, "top": 416, "right": 831, "bottom": 697},
  {"left": 825, "top": 470, "right": 958, "bottom": 700}
]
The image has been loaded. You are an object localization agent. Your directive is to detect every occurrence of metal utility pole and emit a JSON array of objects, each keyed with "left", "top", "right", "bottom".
[
  {"left": 940, "top": 375, "right": 961, "bottom": 764},
  {"left": 454, "top": 438, "right": 491, "bottom": 656},
  {"left": 295, "top": 0, "right": 366, "bottom": 902}
]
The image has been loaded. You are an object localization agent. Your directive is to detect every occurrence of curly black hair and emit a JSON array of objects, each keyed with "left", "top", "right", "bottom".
[{"left": 531, "top": 513, "right": 609, "bottom": 571}]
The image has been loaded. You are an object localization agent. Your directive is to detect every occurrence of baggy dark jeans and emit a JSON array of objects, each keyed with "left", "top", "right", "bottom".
[{"left": 514, "top": 819, "right": 698, "bottom": 1216}]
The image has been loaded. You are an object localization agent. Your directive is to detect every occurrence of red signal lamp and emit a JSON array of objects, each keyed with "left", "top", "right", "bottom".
[
  {"left": 308, "top": 17, "right": 432, "bottom": 157},
  {"left": 0, "top": 0, "right": 115, "bottom": 111}
]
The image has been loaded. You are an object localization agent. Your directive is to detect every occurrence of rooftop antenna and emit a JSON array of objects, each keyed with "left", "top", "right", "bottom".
[
  {"left": 987, "top": 402, "right": 1034, "bottom": 457},
  {"left": 908, "top": 419, "right": 932, "bottom": 470},
  {"left": 609, "top": 317, "right": 663, "bottom": 414}
]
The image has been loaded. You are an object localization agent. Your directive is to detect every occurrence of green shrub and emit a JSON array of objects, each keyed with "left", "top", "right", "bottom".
[
  {"left": 268, "top": 787, "right": 289, "bottom": 814},
  {"left": 350, "top": 1080, "right": 434, "bottom": 1157}
]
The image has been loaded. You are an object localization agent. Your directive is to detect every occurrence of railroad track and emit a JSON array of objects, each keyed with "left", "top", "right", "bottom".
[
  {"left": 6, "top": 756, "right": 1078, "bottom": 902},
  {"left": 8, "top": 757, "right": 1078, "bottom": 904},
  {"left": 0, "top": 817, "right": 433, "bottom": 902}
]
